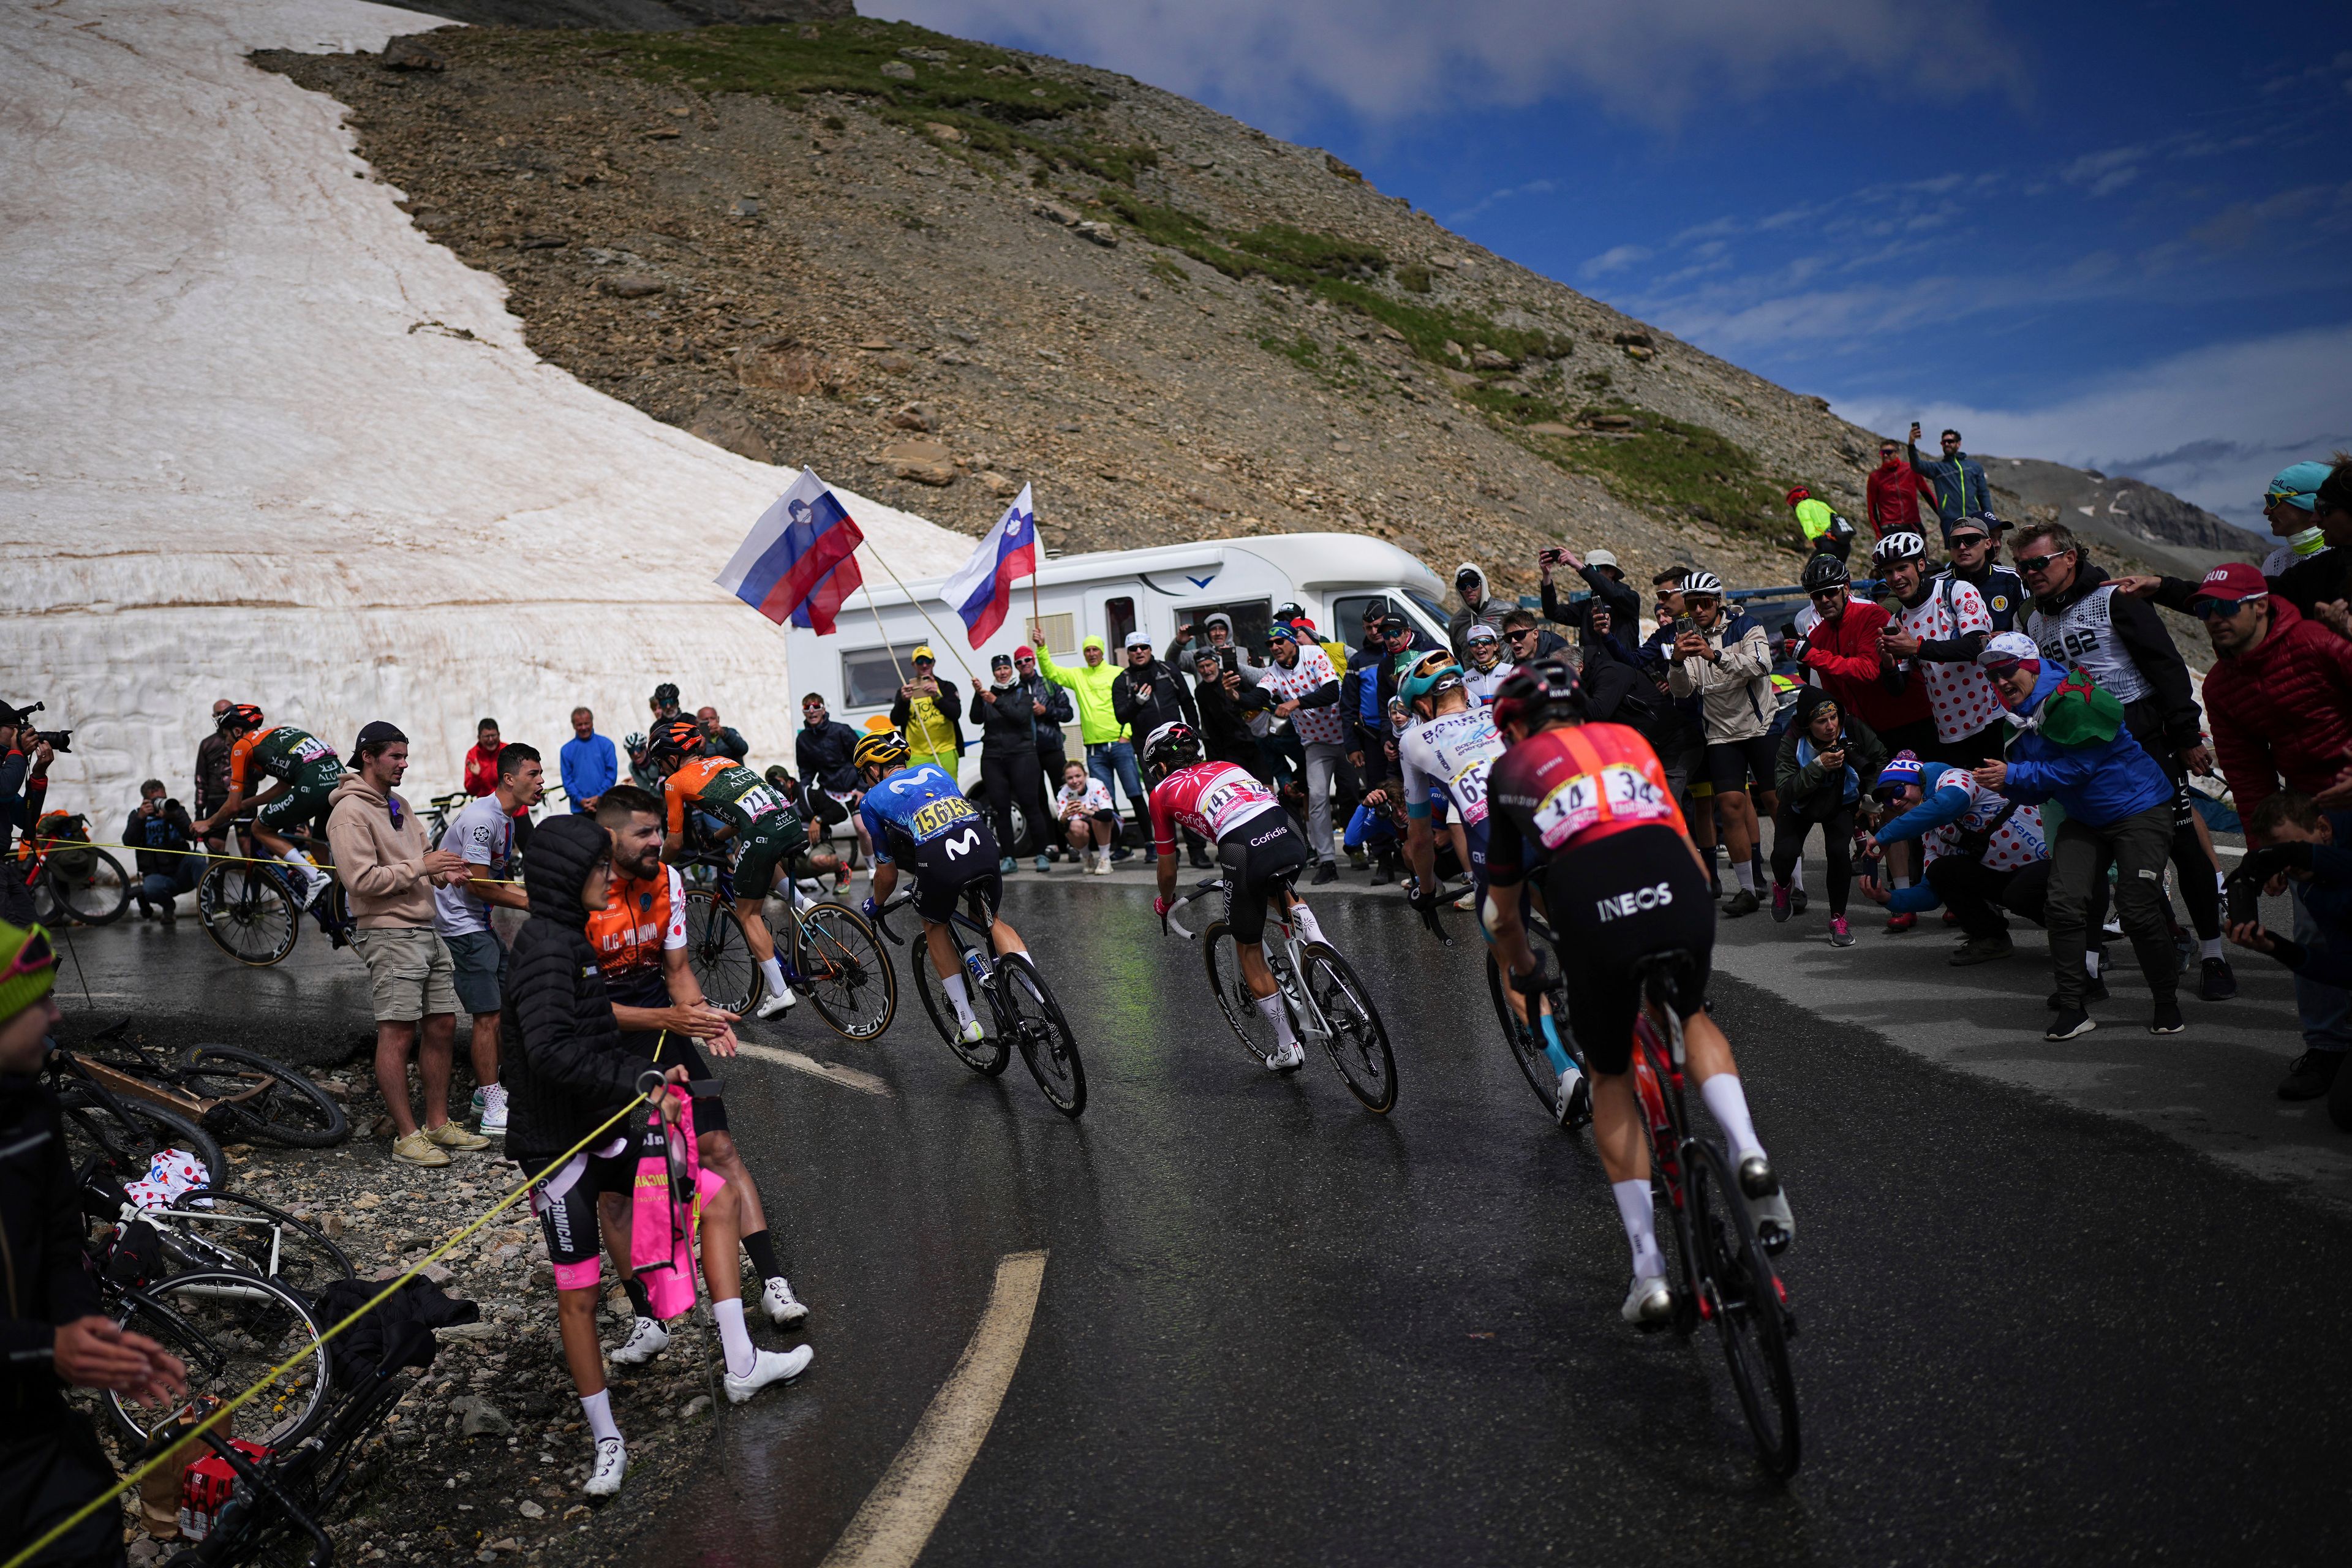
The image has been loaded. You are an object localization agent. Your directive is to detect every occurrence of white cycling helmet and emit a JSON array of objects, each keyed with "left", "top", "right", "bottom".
[
  {"left": 1873, "top": 530, "right": 1928, "bottom": 566},
  {"left": 1682, "top": 570, "right": 1725, "bottom": 596}
]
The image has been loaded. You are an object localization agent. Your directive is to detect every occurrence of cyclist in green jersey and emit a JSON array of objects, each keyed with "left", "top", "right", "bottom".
[
  {"left": 650, "top": 718, "right": 809, "bottom": 1019},
  {"left": 192, "top": 704, "right": 342, "bottom": 908}
]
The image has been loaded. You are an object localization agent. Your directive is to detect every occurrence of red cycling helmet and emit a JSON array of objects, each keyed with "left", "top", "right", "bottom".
[
  {"left": 1490, "top": 658, "right": 1583, "bottom": 736},
  {"left": 1785, "top": 486, "right": 1811, "bottom": 507},
  {"left": 217, "top": 703, "right": 265, "bottom": 734}
]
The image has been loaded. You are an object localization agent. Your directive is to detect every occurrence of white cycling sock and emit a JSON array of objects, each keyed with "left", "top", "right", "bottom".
[
  {"left": 1700, "top": 1075, "right": 1766, "bottom": 1164},
  {"left": 1256, "top": 992, "right": 1298, "bottom": 1050},
  {"left": 1291, "top": 903, "right": 1325, "bottom": 946},
  {"left": 2199, "top": 937, "right": 2223, "bottom": 962},
  {"left": 2085, "top": 949, "right": 2102, "bottom": 978},
  {"left": 941, "top": 973, "right": 976, "bottom": 1025},
  {"left": 1612, "top": 1178, "right": 1665, "bottom": 1280},
  {"left": 758, "top": 956, "right": 788, "bottom": 997},
  {"left": 714, "top": 1297, "right": 755, "bottom": 1379},
  {"left": 281, "top": 847, "right": 314, "bottom": 877},
  {"left": 1733, "top": 862, "right": 1755, "bottom": 894},
  {"left": 579, "top": 1389, "right": 620, "bottom": 1444},
  {"left": 1791, "top": 862, "right": 1805, "bottom": 892}
]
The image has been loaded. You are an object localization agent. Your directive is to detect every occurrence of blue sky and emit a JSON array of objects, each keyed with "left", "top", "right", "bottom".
[{"left": 876, "top": 1, "right": 2351, "bottom": 526}]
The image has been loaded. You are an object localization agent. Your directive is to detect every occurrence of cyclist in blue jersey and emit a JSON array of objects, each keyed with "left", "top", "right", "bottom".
[{"left": 852, "top": 731, "right": 1029, "bottom": 1046}]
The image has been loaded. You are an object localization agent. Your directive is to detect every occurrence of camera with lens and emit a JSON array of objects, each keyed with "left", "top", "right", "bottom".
[{"left": 4, "top": 701, "right": 71, "bottom": 753}]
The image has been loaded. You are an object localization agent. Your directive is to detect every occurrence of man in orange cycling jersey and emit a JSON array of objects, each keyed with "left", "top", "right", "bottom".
[
  {"left": 1480, "top": 659, "right": 1795, "bottom": 1327},
  {"left": 586, "top": 786, "right": 809, "bottom": 1358},
  {"left": 191, "top": 704, "right": 342, "bottom": 908},
  {"left": 647, "top": 717, "right": 807, "bottom": 1020}
]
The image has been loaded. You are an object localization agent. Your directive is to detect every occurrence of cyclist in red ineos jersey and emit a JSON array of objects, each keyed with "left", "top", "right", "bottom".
[
  {"left": 1480, "top": 660, "right": 1795, "bottom": 1326},
  {"left": 1145, "top": 722, "right": 1329, "bottom": 1070}
]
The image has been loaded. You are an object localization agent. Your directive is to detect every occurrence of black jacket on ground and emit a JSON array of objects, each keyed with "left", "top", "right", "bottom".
[
  {"left": 1112, "top": 660, "right": 1199, "bottom": 742},
  {"left": 796, "top": 719, "right": 861, "bottom": 794},
  {"left": 500, "top": 816, "right": 645, "bottom": 1166},
  {"left": 1, "top": 1073, "right": 104, "bottom": 1420},
  {"left": 973, "top": 680, "right": 1049, "bottom": 754}
]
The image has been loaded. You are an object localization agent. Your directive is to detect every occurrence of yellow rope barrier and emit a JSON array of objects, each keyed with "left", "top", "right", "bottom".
[
  {"left": 2, "top": 1058, "right": 671, "bottom": 1568},
  {"left": 52, "top": 840, "right": 528, "bottom": 885}
]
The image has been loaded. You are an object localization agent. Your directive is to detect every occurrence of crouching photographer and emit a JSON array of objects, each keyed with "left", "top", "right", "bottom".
[{"left": 2225, "top": 791, "right": 2352, "bottom": 1130}]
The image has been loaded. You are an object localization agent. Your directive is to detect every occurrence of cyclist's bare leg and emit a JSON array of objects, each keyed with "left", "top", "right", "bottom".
[
  {"left": 556, "top": 1284, "right": 608, "bottom": 1397},
  {"left": 731, "top": 895, "right": 778, "bottom": 965},
  {"left": 922, "top": 919, "right": 962, "bottom": 981},
  {"left": 1237, "top": 940, "right": 1276, "bottom": 1000},
  {"left": 699, "top": 1129, "right": 765, "bottom": 1237},
  {"left": 987, "top": 912, "right": 1027, "bottom": 957},
  {"left": 1589, "top": 1070, "right": 1648, "bottom": 1185}
]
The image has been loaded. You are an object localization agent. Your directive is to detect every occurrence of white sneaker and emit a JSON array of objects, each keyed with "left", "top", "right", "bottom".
[
  {"left": 956, "top": 1017, "right": 987, "bottom": 1046},
  {"left": 723, "top": 1344, "right": 813, "bottom": 1404},
  {"left": 1081, "top": 849, "right": 1098, "bottom": 874},
  {"left": 1094, "top": 855, "right": 1113, "bottom": 876},
  {"left": 478, "top": 1082, "right": 508, "bottom": 1136},
  {"left": 608, "top": 1316, "right": 669, "bottom": 1366},
  {"left": 1265, "top": 1039, "right": 1306, "bottom": 1072},
  {"left": 1621, "top": 1274, "right": 1673, "bottom": 1326},
  {"left": 584, "top": 1437, "right": 627, "bottom": 1497},
  {"left": 755, "top": 987, "right": 797, "bottom": 1019},
  {"left": 761, "top": 1276, "right": 809, "bottom": 1327},
  {"left": 296, "top": 865, "right": 330, "bottom": 910}
]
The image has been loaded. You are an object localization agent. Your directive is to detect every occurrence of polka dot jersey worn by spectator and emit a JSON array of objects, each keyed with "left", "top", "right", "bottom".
[
  {"left": 1898, "top": 579, "right": 2007, "bottom": 744},
  {"left": 1918, "top": 768, "right": 2045, "bottom": 873}
]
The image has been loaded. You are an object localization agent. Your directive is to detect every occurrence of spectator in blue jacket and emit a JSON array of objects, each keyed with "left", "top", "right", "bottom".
[
  {"left": 1970, "top": 631, "right": 2180, "bottom": 1040},
  {"left": 1907, "top": 421, "right": 1993, "bottom": 543},
  {"left": 558, "top": 707, "right": 617, "bottom": 815}
]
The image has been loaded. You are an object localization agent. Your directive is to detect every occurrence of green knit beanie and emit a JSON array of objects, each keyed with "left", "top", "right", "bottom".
[{"left": 0, "top": 920, "right": 58, "bottom": 1022}]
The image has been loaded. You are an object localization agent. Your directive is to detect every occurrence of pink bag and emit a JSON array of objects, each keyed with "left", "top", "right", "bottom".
[{"left": 629, "top": 1098, "right": 723, "bottom": 1321}]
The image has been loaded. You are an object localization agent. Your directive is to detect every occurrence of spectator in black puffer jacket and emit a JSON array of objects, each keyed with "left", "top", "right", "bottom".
[{"left": 502, "top": 816, "right": 807, "bottom": 1500}]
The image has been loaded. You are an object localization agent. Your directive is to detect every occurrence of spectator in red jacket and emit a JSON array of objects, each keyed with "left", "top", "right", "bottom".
[
  {"left": 463, "top": 717, "right": 503, "bottom": 798},
  {"left": 2197, "top": 564, "right": 2352, "bottom": 820},
  {"left": 1866, "top": 436, "right": 1937, "bottom": 540}
]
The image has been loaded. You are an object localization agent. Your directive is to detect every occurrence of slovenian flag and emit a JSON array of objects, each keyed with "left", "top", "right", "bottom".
[
  {"left": 715, "top": 467, "right": 866, "bottom": 634},
  {"left": 941, "top": 484, "right": 1039, "bottom": 647}
]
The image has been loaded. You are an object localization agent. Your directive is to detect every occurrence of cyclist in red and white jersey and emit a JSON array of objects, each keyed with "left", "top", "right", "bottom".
[
  {"left": 1144, "top": 722, "right": 1327, "bottom": 1070},
  {"left": 1480, "top": 660, "right": 1794, "bottom": 1326}
]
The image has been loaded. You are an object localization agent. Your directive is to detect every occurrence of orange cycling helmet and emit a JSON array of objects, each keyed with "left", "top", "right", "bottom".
[
  {"left": 646, "top": 717, "right": 704, "bottom": 760},
  {"left": 217, "top": 703, "right": 265, "bottom": 734}
]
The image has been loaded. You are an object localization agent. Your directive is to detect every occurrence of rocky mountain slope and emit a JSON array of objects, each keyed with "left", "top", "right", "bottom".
[{"left": 265, "top": 13, "right": 2257, "bottom": 603}]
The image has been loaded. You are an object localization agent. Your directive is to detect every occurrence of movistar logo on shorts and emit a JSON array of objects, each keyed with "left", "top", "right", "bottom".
[
  {"left": 943, "top": 827, "right": 980, "bottom": 859},
  {"left": 1596, "top": 882, "right": 1673, "bottom": 922}
]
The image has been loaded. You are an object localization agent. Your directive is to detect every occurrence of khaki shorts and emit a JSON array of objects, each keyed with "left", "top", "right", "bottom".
[{"left": 350, "top": 927, "right": 461, "bottom": 1023}]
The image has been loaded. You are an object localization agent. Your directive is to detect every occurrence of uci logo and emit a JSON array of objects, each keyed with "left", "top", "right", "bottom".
[{"left": 1594, "top": 881, "right": 1673, "bottom": 922}]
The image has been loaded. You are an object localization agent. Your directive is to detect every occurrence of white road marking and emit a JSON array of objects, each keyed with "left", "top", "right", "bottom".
[
  {"left": 820, "top": 1250, "right": 1050, "bottom": 1568},
  {"left": 733, "top": 1041, "right": 891, "bottom": 1097}
]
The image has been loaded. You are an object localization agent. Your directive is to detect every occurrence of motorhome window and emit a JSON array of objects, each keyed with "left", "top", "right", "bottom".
[
  {"left": 1404, "top": 589, "right": 1452, "bottom": 633},
  {"left": 841, "top": 642, "right": 931, "bottom": 709},
  {"left": 1332, "top": 594, "right": 1402, "bottom": 640},
  {"left": 1029, "top": 611, "right": 1076, "bottom": 658},
  {"left": 1178, "top": 599, "right": 1272, "bottom": 653},
  {"left": 1104, "top": 597, "right": 1137, "bottom": 652}
]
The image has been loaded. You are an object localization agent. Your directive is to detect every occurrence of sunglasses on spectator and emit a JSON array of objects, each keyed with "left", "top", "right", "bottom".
[
  {"left": 1808, "top": 587, "right": 1845, "bottom": 603},
  {"left": 1505, "top": 628, "right": 1537, "bottom": 641},
  {"left": 2190, "top": 596, "right": 2261, "bottom": 619},
  {"left": 2014, "top": 551, "right": 2065, "bottom": 575},
  {"left": 2266, "top": 489, "right": 2313, "bottom": 508}
]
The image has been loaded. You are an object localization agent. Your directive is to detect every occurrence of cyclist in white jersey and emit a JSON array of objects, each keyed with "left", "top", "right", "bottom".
[{"left": 1459, "top": 623, "right": 1516, "bottom": 706}]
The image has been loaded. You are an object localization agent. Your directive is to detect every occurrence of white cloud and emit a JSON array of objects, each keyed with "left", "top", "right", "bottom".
[
  {"left": 872, "top": 0, "right": 2021, "bottom": 129},
  {"left": 1581, "top": 243, "right": 1651, "bottom": 277},
  {"left": 1831, "top": 323, "right": 2352, "bottom": 526}
]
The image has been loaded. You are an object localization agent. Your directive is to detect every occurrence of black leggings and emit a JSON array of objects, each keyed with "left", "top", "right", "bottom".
[
  {"left": 1770, "top": 801, "right": 1856, "bottom": 917},
  {"left": 981, "top": 750, "right": 1052, "bottom": 858}
]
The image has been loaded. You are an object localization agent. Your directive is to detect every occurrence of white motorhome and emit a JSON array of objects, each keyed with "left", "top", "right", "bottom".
[{"left": 787, "top": 533, "right": 1450, "bottom": 769}]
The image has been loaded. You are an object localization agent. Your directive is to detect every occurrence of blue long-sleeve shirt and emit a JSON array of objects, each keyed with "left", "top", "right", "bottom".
[
  {"left": 558, "top": 733, "right": 619, "bottom": 813},
  {"left": 1907, "top": 442, "right": 1992, "bottom": 535}
]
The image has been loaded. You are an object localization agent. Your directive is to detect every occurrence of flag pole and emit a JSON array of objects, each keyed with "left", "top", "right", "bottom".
[
  {"left": 859, "top": 534, "right": 980, "bottom": 685},
  {"left": 851, "top": 549, "right": 908, "bottom": 689}
]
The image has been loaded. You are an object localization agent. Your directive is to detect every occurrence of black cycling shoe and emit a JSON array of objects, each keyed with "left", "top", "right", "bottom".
[
  {"left": 1722, "top": 889, "right": 1760, "bottom": 917},
  {"left": 2198, "top": 957, "right": 2237, "bottom": 1001}
]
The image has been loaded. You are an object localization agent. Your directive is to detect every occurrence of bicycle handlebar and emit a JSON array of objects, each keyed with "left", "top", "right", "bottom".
[{"left": 1161, "top": 877, "right": 1224, "bottom": 942}]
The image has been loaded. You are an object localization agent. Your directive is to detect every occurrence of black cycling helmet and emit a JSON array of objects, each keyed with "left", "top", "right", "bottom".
[
  {"left": 1490, "top": 658, "right": 1583, "bottom": 736},
  {"left": 652, "top": 682, "right": 681, "bottom": 709},
  {"left": 646, "top": 716, "right": 704, "bottom": 761},
  {"left": 1800, "top": 553, "right": 1850, "bottom": 593},
  {"left": 217, "top": 703, "right": 265, "bottom": 734},
  {"left": 1274, "top": 601, "right": 1306, "bottom": 623},
  {"left": 1141, "top": 720, "right": 1202, "bottom": 781}
]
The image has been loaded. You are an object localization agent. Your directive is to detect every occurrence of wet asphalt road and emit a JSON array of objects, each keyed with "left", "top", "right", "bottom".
[{"left": 58, "top": 878, "right": 2352, "bottom": 1566}]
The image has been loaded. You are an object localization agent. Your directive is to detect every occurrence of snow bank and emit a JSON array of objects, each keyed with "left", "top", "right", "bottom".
[{"left": 0, "top": 0, "right": 969, "bottom": 818}]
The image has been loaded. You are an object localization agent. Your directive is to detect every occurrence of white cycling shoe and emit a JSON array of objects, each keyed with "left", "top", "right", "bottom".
[
  {"left": 298, "top": 868, "right": 331, "bottom": 910},
  {"left": 1621, "top": 1274, "right": 1674, "bottom": 1326},
  {"left": 1553, "top": 1065, "right": 1589, "bottom": 1127},
  {"left": 956, "top": 1017, "right": 988, "bottom": 1047},
  {"left": 584, "top": 1437, "right": 627, "bottom": 1497},
  {"left": 1265, "top": 1039, "right": 1306, "bottom": 1072},
  {"left": 755, "top": 987, "right": 797, "bottom": 1019},
  {"left": 761, "top": 1276, "right": 809, "bottom": 1327},
  {"left": 608, "top": 1316, "right": 669, "bottom": 1366},
  {"left": 1739, "top": 1156, "right": 1795, "bottom": 1254},
  {"left": 724, "top": 1344, "right": 814, "bottom": 1404}
]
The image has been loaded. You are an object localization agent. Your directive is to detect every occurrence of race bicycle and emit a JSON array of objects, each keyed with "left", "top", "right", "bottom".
[
  {"left": 675, "top": 840, "right": 896, "bottom": 1041},
  {"left": 1616, "top": 950, "right": 1801, "bottom": 1477},
  {"left": 1483, "top": 905, "right": 1593, "bottom": 1128},
  {"left": 70, "top": 1025, "right": 349, "bottom": 1150},
  {"left": 194, "top": 824, "right": 353, "bottom": 968},
  {"left": 1166, "top": 877, "right": 1396, "bottom": 1114},
  {"left": 15, "top": 813, "right": 132, "bottom": 926},
  {"left": 875, "top": 884, "right": 1086, "bottom": 1118}
]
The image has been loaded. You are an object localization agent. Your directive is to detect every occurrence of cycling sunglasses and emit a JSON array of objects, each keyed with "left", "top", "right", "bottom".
[
  {"left": 2, "top": 925, "right": 56, "bottom": 985},
  {"left": 2013, "top": 551, "right": 2066, "bottom": 575},
  {"left": 1808, "top": 587, "right": 1846, "bottom": 603},
  {"left": 2190, "top": 595, "right": 2262, "bottom": 619}
]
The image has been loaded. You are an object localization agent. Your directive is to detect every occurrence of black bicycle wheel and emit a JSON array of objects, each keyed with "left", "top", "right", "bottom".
[
  {"left": 1201, "top": 923, "right": 1282, "bottom": 1066},
  {"left": 1300, "top": 944, "right": 1396, "bottom": 1114},
  {"left": 197, "top": 862, "right": 298, "bottom": 967},
  {"left": 165, "top": 1190, "right": 355, "bottom": 1297},
  {"left": 907, "top": 934, "right": 1011, "bottom": 1075},
  {"left": 796, "top": 902, "right": 898, "bottom": 1041},
  {"left": 1486, "top": 954, "right": 1567, "bottom": 1121},
  {"left": 1686, "top": 1137, "right": 1801, "bottom": 1477},
  {"left": 49, "top": 843, "right": 132, "bottom": 925},
  {"left": 181, "top": 1045, "right": 350, "bottom": 1148},
  {"left": 684, "top": 891, "right": 761, "bottom": 1016},
  {"left": 109, "top": 1270, "right": 330, "bottom": 1450},
  {"left": 1001, "top": 953, "right": 1085, "bottom": 1118},
  {"left": 57, "top": 1083, "right": 228, "bottom": 1194}
]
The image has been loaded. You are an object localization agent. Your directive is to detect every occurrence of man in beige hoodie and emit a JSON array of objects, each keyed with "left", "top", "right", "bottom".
[{"left": 327, "top": 720, "right": 488, "bottom": 1169}]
